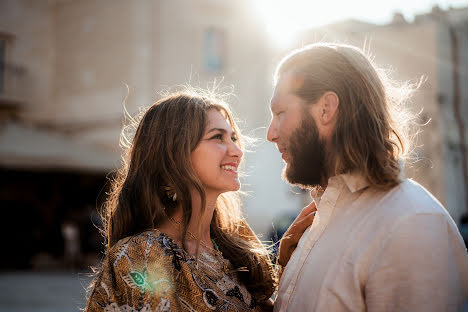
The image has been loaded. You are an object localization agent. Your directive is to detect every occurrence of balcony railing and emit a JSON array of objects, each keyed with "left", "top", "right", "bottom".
[{"left": 0, "top": 61, "right": 28, "bottom": 109}]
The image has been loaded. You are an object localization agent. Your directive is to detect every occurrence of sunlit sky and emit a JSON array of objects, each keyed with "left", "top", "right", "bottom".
[{"left": 253, "top": 0, "right": 468, "bottom": 46}]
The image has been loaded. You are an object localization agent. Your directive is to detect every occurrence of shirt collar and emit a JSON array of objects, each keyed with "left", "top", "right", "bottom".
[
  {"left": 310, "top": 187, "right": 325, "bottom": 204},
  {"left": 309, "top": 171, "right": 369, "bottom": 204},
  {"left": 340, "top": 171, "right": 370, "bottom": 193}
]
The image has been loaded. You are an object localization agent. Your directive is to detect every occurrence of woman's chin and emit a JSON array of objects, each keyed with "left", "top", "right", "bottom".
[{"left": 222, "top": 182, "right": 241, "bottom": 193}]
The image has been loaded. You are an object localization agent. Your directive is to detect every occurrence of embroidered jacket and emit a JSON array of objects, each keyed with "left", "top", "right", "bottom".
[{"left": 86, "top": 229, "right": 269, "bottom": 312}]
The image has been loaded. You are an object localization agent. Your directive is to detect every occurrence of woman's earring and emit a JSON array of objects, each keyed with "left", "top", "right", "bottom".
[{"left": 164, "top": 186, "right": 177, "bottom": 201}]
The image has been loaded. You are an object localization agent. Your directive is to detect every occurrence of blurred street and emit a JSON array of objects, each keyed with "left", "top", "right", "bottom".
[
  {"left": 1, "top": 271, "right": 467, "bottom": 311},
  {"left": 0, "top": 271, "right": 93, "bottom": 312}
]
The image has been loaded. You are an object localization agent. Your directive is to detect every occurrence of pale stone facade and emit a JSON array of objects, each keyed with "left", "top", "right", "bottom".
[
  {"left": 0, "top": 1, "right": 466, "bottom": 236},
  {"left": 293, "top": 7, "right": 468, "bottom": 223},
  {"left": 0, "top": 0, "right": 302, "bottom": 235}
]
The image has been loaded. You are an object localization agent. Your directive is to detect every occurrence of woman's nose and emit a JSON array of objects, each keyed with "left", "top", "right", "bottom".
[{"left": 229, "top": 140, "right": 243, "bottom": 159}]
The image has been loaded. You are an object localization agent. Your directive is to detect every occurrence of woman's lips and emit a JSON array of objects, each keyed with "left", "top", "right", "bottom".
[{"left": 221, "top": 163, "right": 238, "bottom": 174}]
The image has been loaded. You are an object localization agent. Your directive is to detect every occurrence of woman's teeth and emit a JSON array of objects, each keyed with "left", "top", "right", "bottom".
[{"left": 221, "top": 165, "right": 237, "bottom": 172}]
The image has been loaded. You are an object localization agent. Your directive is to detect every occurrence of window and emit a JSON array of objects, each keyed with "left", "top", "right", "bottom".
[
  {"left": 0, "top": 38, "right": 5, "bottom": 94},
  {"left": 0, "top": 33, "right": 25, "bottom": 101},
  {"left": 203, "top": 27, "right": 225, "bottom": 71},
  {"left": 0, "top": 32, "right": 15, "bottom": 97}
]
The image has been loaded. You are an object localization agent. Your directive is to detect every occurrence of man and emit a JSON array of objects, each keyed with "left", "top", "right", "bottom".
[{"left": 268, "top": 43, "right": 468, "bottom": 311}]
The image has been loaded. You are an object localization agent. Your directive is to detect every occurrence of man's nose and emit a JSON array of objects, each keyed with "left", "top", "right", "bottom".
[{"left": 267, "top": 120, "right": 278, "bottom": 143}]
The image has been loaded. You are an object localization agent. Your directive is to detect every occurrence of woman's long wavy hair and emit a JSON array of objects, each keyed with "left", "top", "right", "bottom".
[
  {"left": 275, "top": 43, "right": 416, "bottom": 190},
  {"left": 102, "top": 89, "right": 275, "bottom": 300}
]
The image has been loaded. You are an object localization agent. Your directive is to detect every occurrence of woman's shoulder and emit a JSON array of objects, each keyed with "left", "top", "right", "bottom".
[
  {"left": 102, "top": 230, "right": 182, "bottom": 298},
  {"left": 108, "top": 229, "right": 182, "bottom": 265},
  {"left": 86, "top": 230, "right": 182, "bottom": 311}
]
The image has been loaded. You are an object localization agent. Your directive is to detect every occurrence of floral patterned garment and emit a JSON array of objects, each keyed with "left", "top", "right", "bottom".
[{"left": 85, "top": 230, "right": 264, "bottom": 312}]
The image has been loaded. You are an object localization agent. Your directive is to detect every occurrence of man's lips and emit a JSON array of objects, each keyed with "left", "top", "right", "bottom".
[{"left": 278, "top": 148, "right": 288, "bottom": 161}]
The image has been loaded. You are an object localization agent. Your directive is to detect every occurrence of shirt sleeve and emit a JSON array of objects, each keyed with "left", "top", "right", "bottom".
[{"left": 365, "top": 213, "right": 468, "bottom": 312}]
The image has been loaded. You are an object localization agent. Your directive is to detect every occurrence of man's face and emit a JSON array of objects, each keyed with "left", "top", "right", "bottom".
[{"left": 267, "top": 75, "right": 328, "bottom": 188}]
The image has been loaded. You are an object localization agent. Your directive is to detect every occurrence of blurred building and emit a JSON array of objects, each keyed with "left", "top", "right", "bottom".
[
  {"left": 291, "top": 5, "right": 468, "bottom": 227},
  {"left": 0, "top": 0, "right": 303, "bottom": 269},
  {"left": 1, "top": 0, "right": 467, "bottom": 270}
]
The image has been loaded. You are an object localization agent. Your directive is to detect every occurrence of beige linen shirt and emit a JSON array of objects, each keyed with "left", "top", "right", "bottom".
[{"left": 274, "top": 172, "right": 468, "bottom": 312}]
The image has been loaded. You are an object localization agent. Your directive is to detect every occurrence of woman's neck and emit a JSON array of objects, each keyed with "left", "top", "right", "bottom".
[{"left": 167, "top": 191, "right": 218, "bottom": 249}]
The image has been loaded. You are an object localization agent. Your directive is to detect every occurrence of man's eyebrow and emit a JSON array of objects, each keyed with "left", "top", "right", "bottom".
[{"left": 270, "top": 98, "right": 279, "bottom": 112}]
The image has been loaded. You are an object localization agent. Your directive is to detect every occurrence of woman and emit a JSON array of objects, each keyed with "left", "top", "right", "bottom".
[{"left": 85, "top": 90, "right": 276, "bottom": 312}]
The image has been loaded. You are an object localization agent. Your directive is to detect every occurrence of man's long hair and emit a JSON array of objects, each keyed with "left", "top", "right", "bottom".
[{"left": 275, "top": 43, "right": 415, "bottom": 190}]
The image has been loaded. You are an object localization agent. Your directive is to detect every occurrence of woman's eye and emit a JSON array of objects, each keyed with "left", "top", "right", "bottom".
[
  {"left": 231, "top": 136, "right": 238, "bottom": 143},
  {"left": 212, "top": 134, "right": 223, "bottom": 140}
]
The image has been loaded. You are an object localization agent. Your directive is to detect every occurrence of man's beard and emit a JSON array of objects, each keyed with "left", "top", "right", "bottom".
[{"left": 282, "top": 114, "right": 328, "bottom": 189}]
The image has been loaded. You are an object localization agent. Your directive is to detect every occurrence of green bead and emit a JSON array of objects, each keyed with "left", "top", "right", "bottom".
[{"left": 211, "top": 239, "right": 219, "bottom": 250}]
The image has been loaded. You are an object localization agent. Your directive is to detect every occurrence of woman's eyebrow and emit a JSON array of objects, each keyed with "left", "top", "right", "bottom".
[{"left": 206, "top": 128, "right": 234, "bottom": 135}]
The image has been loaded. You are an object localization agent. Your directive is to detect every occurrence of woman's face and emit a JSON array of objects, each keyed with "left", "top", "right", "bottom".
[{"left": 191, "top": 109, "right": 243, "bottom": 197}]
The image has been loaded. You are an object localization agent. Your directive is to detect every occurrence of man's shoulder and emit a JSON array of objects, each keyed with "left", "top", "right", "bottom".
[
  {"left": 365, "top": 179, "right": 451, "bottom": 226},
  {"left": 379, "top": 178, "right": 445, "bottom": 214},
  {"left": 361, "top": 180, "right": 462, "bottom": 249}
]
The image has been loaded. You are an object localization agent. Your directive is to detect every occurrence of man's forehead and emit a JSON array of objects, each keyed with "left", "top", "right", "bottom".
[
  {"left": 269, "top": 90, "right": 281, "bottom": 110},
  {"left": 275, "top": 73, "right": 304, "bottom": 93},
  {"left": 270, "top": 73, "right": 304, "bottom": 107}
]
